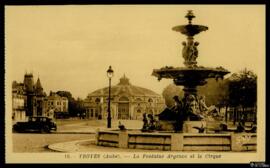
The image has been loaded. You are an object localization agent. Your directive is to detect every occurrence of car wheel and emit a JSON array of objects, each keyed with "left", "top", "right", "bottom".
[
  {"left": 12, "top": 127, "right": 17, "bottom": 133},
  {"left": 41, "top": 128, "right": 47, "bottom": 133},
  {"left": 42, "top": 126, "right": 50, "bottom": 133}
]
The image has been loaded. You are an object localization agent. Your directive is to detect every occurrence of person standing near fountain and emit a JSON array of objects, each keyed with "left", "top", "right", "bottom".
[
  {"left": 142, "top": 113, "right": 161, "bottom": 132},
  {"left": 142, "top": 113, "right": 149, "bottom": 131},
  {"left": 171, "top": 96, "right": 185, "bottom": 132}
]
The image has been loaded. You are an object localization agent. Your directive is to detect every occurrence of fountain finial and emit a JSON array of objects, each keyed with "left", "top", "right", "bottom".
[
  {"left": 172, "top": 11, "right": 208, "bottom": 37},
  {"left": 185, "top": 10, "right": 195, "bottom": 24}
]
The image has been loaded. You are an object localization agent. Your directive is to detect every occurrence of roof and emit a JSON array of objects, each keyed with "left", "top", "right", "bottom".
[
  {"left": 47, "top": 92, "right": 67, "bottom": 100},
  {"left": 35, "top": 78, "right": 46, "bottom": 96},
  {"left": 88, "top": 75, "right": 160, "bottom": 97},
  {"left": 35, "top": 78, "right": 43, "bottom": 90}
]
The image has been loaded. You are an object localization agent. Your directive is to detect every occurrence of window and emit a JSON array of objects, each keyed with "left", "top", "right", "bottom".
[
  {"left": 95, "top": 98, "right": 100, "bottom": 103},
  {"left": 118, "top": 103, "right": 129, "bottom": 119}
]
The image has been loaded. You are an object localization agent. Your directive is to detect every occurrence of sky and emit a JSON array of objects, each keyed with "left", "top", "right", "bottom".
[{"left": 5, "top": 5, "right": 265, "bottom": 99}]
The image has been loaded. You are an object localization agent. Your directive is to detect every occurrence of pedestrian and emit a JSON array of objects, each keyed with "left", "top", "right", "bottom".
[
  {"left": 172, "top": 96, "right": 184, "bottom": 132},
  {"left": 142, "top": 113, "right": 149, "bottom": 131}
]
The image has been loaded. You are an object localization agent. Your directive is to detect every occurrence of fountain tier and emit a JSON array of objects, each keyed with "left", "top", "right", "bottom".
[{"left": 152, "top": 66, "right": 229, "bottom": 96}]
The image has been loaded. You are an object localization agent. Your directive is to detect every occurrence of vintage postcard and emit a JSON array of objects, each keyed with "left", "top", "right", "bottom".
[{"left": 5, "top": 5, "right": 266, "bottom": 164}]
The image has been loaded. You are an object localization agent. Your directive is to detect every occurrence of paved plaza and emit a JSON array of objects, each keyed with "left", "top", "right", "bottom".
[
  {"left": 13, "top": 119, "right": 143, "bottom": 152},
  {"left": 13, "top": 119, "right": 242, "bottom": 152},
  {"left": 56, "top": 119, "right": 144, "bottom": 133}
]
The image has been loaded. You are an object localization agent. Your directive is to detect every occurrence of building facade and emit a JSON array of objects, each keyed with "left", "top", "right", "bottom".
[
  {"left": 12, "top": 73, "right": 70, "bottom": 121},
  {"left": 44, "top": 92, "right": 68, "bottom": 118},
  {"left": 12, "top": 73, "right": 69, "bottom": 121},
  {"left": 22, "top": 73, "right": 47, "bottom": 118},
  {"left": 12, "top": 81, "right": 26, "bottom": 121},
  {"left": 84, "top": 75, "right": 165, "bottom": 120}
]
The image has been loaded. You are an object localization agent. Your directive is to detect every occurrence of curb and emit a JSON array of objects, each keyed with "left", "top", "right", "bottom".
[
  {"left": 52, "top": 132, "right": 96, "bottom": 134},
  {"left": 48, "top": 139, "right": 95, "bottom": 152}
]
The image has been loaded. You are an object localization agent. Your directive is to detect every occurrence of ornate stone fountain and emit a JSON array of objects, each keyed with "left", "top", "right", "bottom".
[
  {"left": 152, "top": 10, "right": 230, "bottom": 132},
  {"left": 96, "top": 11, "right": 256, "bottom": 152}
]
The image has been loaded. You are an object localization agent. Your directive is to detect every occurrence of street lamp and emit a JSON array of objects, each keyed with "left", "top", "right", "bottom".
[{"left": 107, "top": 65, "right": 114, "bottom": 128}]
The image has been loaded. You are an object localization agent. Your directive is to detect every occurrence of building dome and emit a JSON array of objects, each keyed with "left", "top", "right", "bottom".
[
  {"left": 84, "top": 75, "right": 165, "bottom": 120},
  {"left": 89, "top": 74, "right": 160, "bottom": 98}
]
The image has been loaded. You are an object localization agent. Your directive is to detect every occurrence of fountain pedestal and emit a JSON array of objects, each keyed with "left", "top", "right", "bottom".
[{"left": 159, "top": 120, "right": 176, "bottom": 131}]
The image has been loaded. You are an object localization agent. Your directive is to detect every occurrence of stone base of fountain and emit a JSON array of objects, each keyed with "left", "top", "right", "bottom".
[
  {"left": 159, "top": 120, "right": 175, "bottom": 131},
  {"left": 96, "top": 130, "right": 256, "bottom": 151},
  {"left": 158, "top": 120, "right": 206, "bottom": 133},
  {"left": 183, "top": 121, "right": 206, "bottom": 133}
]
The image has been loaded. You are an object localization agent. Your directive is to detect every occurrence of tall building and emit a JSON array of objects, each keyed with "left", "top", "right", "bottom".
[
  {"left": 23, "top": 73, "right": 35, "bottom": 117},
  {"left": 84, "top": 75, "right": 165, "bottom": 120},
  {"left": 23, "top": 73, "right": 47, "bottom": 117},
  {"left": 12, "top": 73, "right": 47, "bottom": 121},
  {"left": 12, "top": 81, "right": 26, "bottom": 121},
  {"left": 34, "top": 77, "right": 47, "bottom": 116}
]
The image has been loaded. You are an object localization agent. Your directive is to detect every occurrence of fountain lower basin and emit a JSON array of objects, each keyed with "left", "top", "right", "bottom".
[{"left": 96, "top": 129, "right": 256, "bottom": 152}]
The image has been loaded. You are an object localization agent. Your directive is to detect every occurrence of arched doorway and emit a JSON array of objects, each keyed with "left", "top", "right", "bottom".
[{"left": 118, "top": 96, "right": 129, "bottom": 119}]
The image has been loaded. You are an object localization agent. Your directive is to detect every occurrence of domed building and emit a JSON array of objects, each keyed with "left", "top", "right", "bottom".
[{"left": 84, "top": 75, "right": 165, "bottom": 120}]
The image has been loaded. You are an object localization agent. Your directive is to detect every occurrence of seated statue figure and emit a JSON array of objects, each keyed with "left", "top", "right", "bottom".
[
  {"left": 198, "top": 95, "right": 209, "bottom": 112},
  {"left": 185, "top": 94, "right": 204, "bottom": 121}
]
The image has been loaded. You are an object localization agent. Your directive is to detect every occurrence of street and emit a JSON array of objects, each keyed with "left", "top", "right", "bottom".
[
  {"left": 12, "top": 119, "right": 142, "bottom": 152},
  {"left": 13, "top": 133, "right": 94, "bottom": 152}
]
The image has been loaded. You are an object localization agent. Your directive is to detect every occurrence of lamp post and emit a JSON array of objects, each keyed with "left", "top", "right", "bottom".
[{"left": 107, "top": 66, "right": 114, "bottom": 128}]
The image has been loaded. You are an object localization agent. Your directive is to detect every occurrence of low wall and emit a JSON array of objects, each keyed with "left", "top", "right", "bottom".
[
  {"left": 96, "top": 130, "right": 256, "bottom": 151},
  {"left": 96, "top": 131, "right": 119, "bottom": 147},
  {"left": 183, "top": 134, "right": 231, "bottom": 151},
  {"left": 128, "top": 133, "right": 171, "bottom": 150}
]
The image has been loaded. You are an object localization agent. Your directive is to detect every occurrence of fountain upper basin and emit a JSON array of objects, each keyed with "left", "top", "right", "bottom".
[{"left": 172, "top": 24, "right": 209, "bottom": 36}]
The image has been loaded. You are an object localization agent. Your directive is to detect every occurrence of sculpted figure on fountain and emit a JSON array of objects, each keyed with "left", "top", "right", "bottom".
[{"left": 182, "top": 40, "right": 199, "bottom": 67}]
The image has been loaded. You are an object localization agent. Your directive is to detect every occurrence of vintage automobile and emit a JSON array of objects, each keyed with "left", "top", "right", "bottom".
[{"left": 13, "top": 116, "right": 57, "bottom": 133}]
